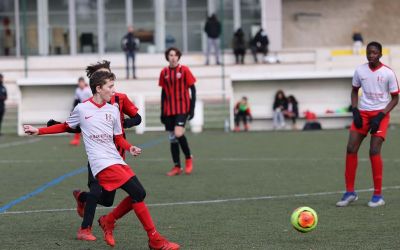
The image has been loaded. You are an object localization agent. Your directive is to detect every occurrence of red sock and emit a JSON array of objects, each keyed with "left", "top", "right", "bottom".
[
  {"left": 132, "top": 202, "right": 158, "bottom": 238},
  {"left": 345, "top": 153, "right": 358, "bottom": 192},
  {"left": 370, "top": 154, "right": 383, "bottom": 195},
  {"left": 74, "top": 133, "right": 80, "bottom": 140},
  {"left": 108, "top": 196, "right": 132, "bottom": 222}
]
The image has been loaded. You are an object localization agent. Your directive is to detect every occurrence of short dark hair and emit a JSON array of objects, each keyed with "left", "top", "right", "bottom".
[
  {"left": 78, "top": 76, "right": 85, "bottom": 82},
  {"left": 164, "top": 47, "right": 182, "bottom": 61},
  {"left": 367, "top": 41, "right": 382, "bottom": 53},
  {"left": 86, "top": 60, "right": 111, "bottom": 78},
  {"left": 89, "top": 71, "right": 116, "bottom": 94}
]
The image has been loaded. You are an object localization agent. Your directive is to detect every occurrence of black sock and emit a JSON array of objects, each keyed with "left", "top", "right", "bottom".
[
  {"left": 177, "top": 135, "right": 191, "bottom": 159},
  {"left": 170, "top": 142, "right": 181, "bottom": 167},
  {"left": 81, "top": 194, "right": 97, "bottom": 228},
  {"left": 78, "top": 192, "right": 87, "bottom": 202}
]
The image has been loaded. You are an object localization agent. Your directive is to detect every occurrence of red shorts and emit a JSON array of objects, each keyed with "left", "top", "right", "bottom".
[
  {"left": 97, "top": 164, "right": 135, "bottom": 191},
  {"left": 350, "top": 110, "right": 390, "bottom": 139}
]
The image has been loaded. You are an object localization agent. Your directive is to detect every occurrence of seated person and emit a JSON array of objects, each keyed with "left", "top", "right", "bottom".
[
  {"left": 234, "top": 96, "right": 252, "bottom": 132},
  {"left": 250, "top": 28, "right": 269, "bottom": 63},
  {"left": 283, "top": 95, "right": 299, "bottom": 130},
  {"left": 272, "top": 90, "right": 287, "bottom": 129}
]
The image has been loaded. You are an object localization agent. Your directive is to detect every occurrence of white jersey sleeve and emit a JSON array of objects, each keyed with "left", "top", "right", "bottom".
[
  {"left": 352, "top": 69, "right": 361, "bottom": 88},
  {"left": 66, "top": 104, "right": 81, "bottom": 129},
  {"left": 387, "top": 70, "right": 399, "bottom": 94},
  {"left": 113, "top": 107, "right": 123, "bottom": 136}
]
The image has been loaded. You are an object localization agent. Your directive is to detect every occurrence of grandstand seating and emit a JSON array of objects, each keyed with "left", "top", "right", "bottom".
[{"left": 3, "top": 45, "right": 400, "bottom": 132}]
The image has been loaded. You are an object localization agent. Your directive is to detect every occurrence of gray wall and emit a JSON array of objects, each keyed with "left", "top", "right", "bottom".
[{"left": 283, "top": 0, "right": 400, "bottom": 48}]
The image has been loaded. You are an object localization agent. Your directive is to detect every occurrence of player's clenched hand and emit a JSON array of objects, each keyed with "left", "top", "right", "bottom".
[
  {"left": 129, "top": 146, "right": 142, "bottom": 156},
  {"left": 352, "top": 108, "right": 363, "bottom": 129},
  {"left": 370, "top": 112, "right": 385, "bottom": 134},
  {"left": 23, "top": 125, "right": 39, "bottom": 135}
]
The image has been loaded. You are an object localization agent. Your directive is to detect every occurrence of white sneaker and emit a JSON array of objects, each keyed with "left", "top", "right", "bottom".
[
  {"left": 336, "top": 192, "right": 358, "bottom": 207},
  {"left": 367, "top": 195, "right": 385, "bottom": 208}
]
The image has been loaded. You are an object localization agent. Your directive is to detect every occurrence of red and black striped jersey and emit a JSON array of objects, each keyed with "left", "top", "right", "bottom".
[
  {"left": 158, "top": 64, "right": 196, "bottom": 116},
  {"left": 110, "top": 92, "right": 138, "bottom": 127}
]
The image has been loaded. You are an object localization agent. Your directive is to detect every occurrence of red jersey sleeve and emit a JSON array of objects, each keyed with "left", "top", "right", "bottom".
[
  {"left": 184, "top": 66, "right": 196, "bottom": 87},
  {"left": 114, "top": 134, "right": 132, "bottom": 151},
  {"left": 121, "top": 93, "right": 139, "bottom": 117},
  {"left": 158, "top": 68, "right": 166, "bottom": 87},
  {"left": 38, "top": 122, "right": 69, "bottom": 135}
]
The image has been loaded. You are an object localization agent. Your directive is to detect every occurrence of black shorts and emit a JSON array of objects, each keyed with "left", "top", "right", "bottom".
[{"left": 164, "top": 114, "right": 188, "bottom": 131}]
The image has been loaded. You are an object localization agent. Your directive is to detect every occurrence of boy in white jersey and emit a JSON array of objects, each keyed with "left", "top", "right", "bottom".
[
  {"left": 23, "top": 71, "right": 180, "bottom": 250},
  {"left": 336, "top": 41, "right": 399, "bottom": 208},
  {"left": 70, "top": 77, "right": 92, "bottom": 146}
]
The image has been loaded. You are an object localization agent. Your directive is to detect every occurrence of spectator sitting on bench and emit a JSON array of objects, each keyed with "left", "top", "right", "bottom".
[
  {"left": 283, "top": 95, "right": 299, "bottom": 130},
  {"left": 234, "top": 96, "right": 252, "bottom": 132},
  {"left": 250, "top": 28, "right": 269, "bottom": 63},
  {"left": 272, "top": 90, "right": 287, "bottom": 130}
]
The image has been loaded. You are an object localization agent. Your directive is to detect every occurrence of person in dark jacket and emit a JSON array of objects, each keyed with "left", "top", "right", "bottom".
[
  {"left": 232, "top": 28, "right": 246, "bottom": 64},
  {"left": 204, "top": 14, "right": 221, "bottom": 65},
  {"left": 121, "top": 26, "right": 139, "bottom": 79},
  {"left": 283, "top": 95, "right": 299, "bottom": 130},
  {"left": 250, "top": 28, "right": 269, "bottom": 63},
  {"left": 0, "top": 74, "right": 7, "bottom": 136}
]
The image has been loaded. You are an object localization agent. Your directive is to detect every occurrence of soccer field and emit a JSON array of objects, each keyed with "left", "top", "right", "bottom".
[{"left": 1, "top": 129, "right": 400, "bottom": 249}]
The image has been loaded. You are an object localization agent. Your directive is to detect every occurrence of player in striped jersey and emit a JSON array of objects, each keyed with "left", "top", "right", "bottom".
[
  {"left": 159, "top": 47, "right": 196, "bottom": 176},
  {"left": 336, "top": 41, "right": 399, "bottom": 208},
  {"left": 24, "top": 70, "right": 180, "bottom": 249}
]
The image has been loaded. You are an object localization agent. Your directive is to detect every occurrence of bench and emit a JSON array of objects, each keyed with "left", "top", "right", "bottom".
[{"left": 249, "top": 109, "right": 352, "bottom": 130}]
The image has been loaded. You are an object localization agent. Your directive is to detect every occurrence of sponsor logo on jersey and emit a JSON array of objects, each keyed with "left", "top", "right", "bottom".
[{"left": 105, "top": 113, "right": 112, "bottom": 122}]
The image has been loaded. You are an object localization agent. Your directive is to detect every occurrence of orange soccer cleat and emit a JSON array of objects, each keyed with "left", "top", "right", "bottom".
[
  {"left": 73, "top": 190, "right": 85, "bottom": 218},
  {"left": 77, "top": 226, "right": 96, "bottom": 241},
  {"left": 149, "top": 234, "right": 180, "bottom": 250},
  {"left": 70, "top": 133, "right": 81, "bottom": 146},
  {"left": 166, "top": 166, "right": 182, "bottom": 176},
  {"left": 185, "top": 157, "right": 193, "bottom": 175},
  {"left": 98, "top": 215, "right": 116, "bottom": 247}
]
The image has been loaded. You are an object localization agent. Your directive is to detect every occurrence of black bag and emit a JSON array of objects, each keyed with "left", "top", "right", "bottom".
[{"left": 303, "top": 121, "right": 322, "bottom": 131}]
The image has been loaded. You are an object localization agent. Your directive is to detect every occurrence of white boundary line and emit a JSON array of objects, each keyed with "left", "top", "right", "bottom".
[
  {"left": 0, "top": 138, "right": 42, "bottom": 149},
  {"left": 3, "top": 157, "right": 400, "bottom": 164},
  {"left": 2, "top": 185, "right": 400, "bottom": 215}
]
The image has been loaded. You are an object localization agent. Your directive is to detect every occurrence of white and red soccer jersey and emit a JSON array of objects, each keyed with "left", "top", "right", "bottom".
[
  {"left": 75, "top": 86, "right": 93, "bottom": 103},
  {"left": 66, "top": 98, "right": 127, "bottom": 176},
  {"left": 352, "top": 63, "right": 399, "bottom": 111}
]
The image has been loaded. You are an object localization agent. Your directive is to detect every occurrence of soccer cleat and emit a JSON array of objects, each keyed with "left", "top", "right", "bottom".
[
  {"left": 185, "top": 157, "right": 193, "bottom": 175},
  {"left": 336, "top": 192, "right": 358, "bottom": 207},
  {"left": 73, "top": 190, "right": 85, "bottom": 218},
  {"left": 77, "top": 227, "right": 96, "bottom": 241},
  {"left": 148, "top": 234, "right": 180, "bottom": 250},
  {"left": 98, "top": 215, "right": 116, "bottom": 247},
  {"left": 166, "top": 167, "right": 182, "bottom": 176},
  {"left": 367, "top": 195, "right": 385, "bottom": 208}
]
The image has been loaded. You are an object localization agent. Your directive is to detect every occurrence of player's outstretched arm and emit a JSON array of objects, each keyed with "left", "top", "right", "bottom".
[
  {"left": 129, "top": 146, "right": 142, "bottom": 157},
  {"left": 47, "top": 119, "right": 81, "bottom": 133},
  {"left": 114, "top": 134, "right": 142, "bottom": 157},
  {"left": 23, "top": 125, "right": 39, "bottom": 135}
]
